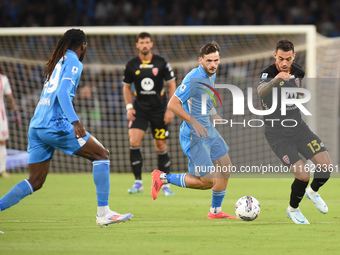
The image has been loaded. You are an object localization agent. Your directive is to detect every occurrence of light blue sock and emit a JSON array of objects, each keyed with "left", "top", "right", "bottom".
[
  {"left": 166, "top": 173, "right": 187, "bottom": 188},
  {"left": 211, "top": 189, "right": 226, "bottom": 208},
  {"left": 0, "top": 179, "right": 33, "bottom": 211},
  {"left": 93, "top": 160, "right": 110, "bottom": 207}
]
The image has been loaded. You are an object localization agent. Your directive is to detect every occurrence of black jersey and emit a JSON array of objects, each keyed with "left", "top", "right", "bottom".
[
  {"left": 258, "top": 63, "right": 305, "bottom": 127},
  {"left": 123, "top": 54, "right": 175, "bottom": 112}
]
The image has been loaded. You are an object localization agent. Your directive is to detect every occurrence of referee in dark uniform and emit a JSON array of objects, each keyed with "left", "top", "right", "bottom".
[
  {"left": 258, "top": 39, "right": 332, "bottom": 224},
  {"left": 123, "top": 32, "right": 176, "bottom": 196}
]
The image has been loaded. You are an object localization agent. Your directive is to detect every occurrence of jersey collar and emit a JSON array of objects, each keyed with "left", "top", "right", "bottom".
[
  {"left": 139, "top": 53, "right": 153, "bottom": 63},
  {"left": 198, "top": 65, "right": 209, "bottom": 78},
  {"left": 66, "top": 49, "right": 78, "bottom": 58}
]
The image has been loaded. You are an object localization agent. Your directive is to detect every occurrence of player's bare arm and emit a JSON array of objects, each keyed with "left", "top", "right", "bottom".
[
  {"left": 257, "top": 72, "right": 291, "bottom": 98},
  {"left": 164, "top": 79, "right": 176, "bottom": 125},
  {"left": 210, "top": 105, "right": 222, "bottom": 121},
  {"left": 123, "top": 83, "right": 136, "bottom": 121},
  {"left": 168, "top": 95, "right": 208, "bottom": 139}
]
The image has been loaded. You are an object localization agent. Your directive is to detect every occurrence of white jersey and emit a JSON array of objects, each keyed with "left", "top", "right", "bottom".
[{"left": 0, "top": 74, "right": 12, "bottom": 140}]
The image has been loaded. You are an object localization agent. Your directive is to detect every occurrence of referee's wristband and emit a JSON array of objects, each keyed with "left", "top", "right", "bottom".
[{"left": 126, "top": 103, "right": 133, "bottom": 110}]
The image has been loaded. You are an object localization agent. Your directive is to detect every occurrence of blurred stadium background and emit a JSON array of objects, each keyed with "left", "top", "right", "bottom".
[{"left": 1, "top": 0, "right": 339, "bottom": 174}]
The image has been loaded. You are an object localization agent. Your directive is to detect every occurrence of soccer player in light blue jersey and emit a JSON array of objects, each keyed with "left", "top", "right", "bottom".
[
  {"left": 151, "top": 42, "right": 237, "bottom": 219},
  {"left": 0, "top": 29, "right": 132, "bottom": 227}
]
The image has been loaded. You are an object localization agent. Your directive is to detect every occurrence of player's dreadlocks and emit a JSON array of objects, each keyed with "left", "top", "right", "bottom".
[{"left": 43, "top": 29, "right": 86, "bottom": 81}]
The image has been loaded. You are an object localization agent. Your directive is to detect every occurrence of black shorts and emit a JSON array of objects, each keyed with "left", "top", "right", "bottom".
[
  {"left": 129, "top": 109, "right": 169, "bottom": 140},
  {"left": 265, "top": 121, "right": 327, "bottom": 166}
]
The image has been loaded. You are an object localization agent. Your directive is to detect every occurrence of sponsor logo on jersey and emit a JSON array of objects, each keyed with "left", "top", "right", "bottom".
[
  {"left": 261, "top": 73, "right": 268, "bottom": 80},
  {"left": 140, "top": 77, "right": 156, "bottom": 94},
  {"left": 139, "top": 64, "right": 154, "bottom": 68},
  {"left": 282, "top": 155, "right": 290, "bottom": 164},
  {"left": 152, "top": 67, "right": 159, "bottom": 76}
]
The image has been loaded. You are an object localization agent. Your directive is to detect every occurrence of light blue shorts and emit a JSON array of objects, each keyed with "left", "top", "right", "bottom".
[
  {"left": 179, "top": 127, "right": 229, "bottom": 177},
  {"left": 28, "top": 120, "right": 90, "bottom": 164}
]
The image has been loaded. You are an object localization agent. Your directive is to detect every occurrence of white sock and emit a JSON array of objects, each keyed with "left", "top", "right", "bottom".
[
  {"left": 162, "top": 184, "right": 170, "bottom": 189},
  {"left": 97, "top": 205, "right": 112, "bottom": 217},
  {"left": 0, "top": 145, "right": 6, "bottom": 174},
  {"left": 210, "top": 207, "right": 221, "bottom": 214},
  {"left": 288, "top": 205, "right": 299, "bottom": 212},
  {"left": 135, "top": 180, "right": 143, "bottom": 185},
  {"left": 307, "top": 186, "right": 317, "bottom": 195}
]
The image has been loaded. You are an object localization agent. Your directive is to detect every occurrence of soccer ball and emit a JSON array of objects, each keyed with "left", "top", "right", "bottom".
[{"left": 235, "top": 196, "right": 260, "bottom": 221}]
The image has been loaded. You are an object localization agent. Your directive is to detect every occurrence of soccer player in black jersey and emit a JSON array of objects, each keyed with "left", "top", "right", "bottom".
[
  {"left": 123, "top": 32, "right": 176, "bottom": 196},
  {"left": 258, "top": 39, "right": 332, "bottom": 224}
]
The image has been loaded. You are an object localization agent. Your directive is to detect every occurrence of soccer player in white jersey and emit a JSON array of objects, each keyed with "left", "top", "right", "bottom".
[
  {"left": 0, "top": 29, "right": 133, "bottom": 226},
  {"left": 151, "top": 42, "right": 238, "bottom": 219},
  {"left": 0, "top": 69, "right": 21, "bottom": 178}
]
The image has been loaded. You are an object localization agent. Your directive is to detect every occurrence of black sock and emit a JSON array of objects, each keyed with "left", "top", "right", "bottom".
[
  {"left": 290, "top": 178, "right": 309, "bottom": 208},
  {"left": 130, "top": 147, "right": 143, "bottom": 180},
  {"left": 311, "top": 168, "right": 330, "bottom": 192},
  {"left": 158, "top": 151, "right": 171, "bottom": 174}
]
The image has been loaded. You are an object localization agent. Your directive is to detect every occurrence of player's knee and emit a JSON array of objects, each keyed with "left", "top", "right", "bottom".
[
  {"left": 197, "top": 179, "right": 213, "bottom": 189},
  {"left": 296, "top": 177, "right": 310, "bottom": 182},
  {"left": 99, "top": 148, "right": 110, "bottom": 160},
  {"left": 129, "top": 139, "right": 141, "bottom": 147},
  {"left": 155, "top": 143, "right": 167, "bottom": 152}
]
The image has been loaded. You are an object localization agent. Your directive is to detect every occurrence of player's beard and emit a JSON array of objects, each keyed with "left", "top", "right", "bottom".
[
  {"left": 203, "top": 65, "right": 217, "bottom": 77},
  {"left": 79, "top": 48, "right": 87, "bottom": 62},
  {"left": 141, "top": 48, "right": 150, "bottom": 56}
]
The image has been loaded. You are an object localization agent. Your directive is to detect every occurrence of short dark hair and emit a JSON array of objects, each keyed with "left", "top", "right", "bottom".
[
  {"left": 136, "top": 32, "right": 152, "bottom": 42},
  {"left": 199, "top": 41, "right": 220, "bottom": 58},
  {"left": 276, "top": 39, "right": 294, "bottom": 53}
]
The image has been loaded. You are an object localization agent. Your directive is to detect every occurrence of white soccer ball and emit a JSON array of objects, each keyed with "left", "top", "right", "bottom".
[{"left": 235, "top": 196, "right": 260, "bottom": 221}]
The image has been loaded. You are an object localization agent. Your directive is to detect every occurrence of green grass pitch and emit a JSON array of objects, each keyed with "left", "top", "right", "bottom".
[{"left": 1, "top": 173, "right": 340, "bottom": 255}]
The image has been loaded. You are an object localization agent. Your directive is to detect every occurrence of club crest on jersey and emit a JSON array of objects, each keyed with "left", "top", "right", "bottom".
[
  {"left": 135, "top": 70, "right": 140, "bottom": 75},
  {"left": 282, "top": 155, "right": 290, "bottom": 164},
  {"left": 295, "top": 78, "right": 300, "bottom": 87},
  {"left": 152, "top": 67, "right": 159, "bottom": 76}
]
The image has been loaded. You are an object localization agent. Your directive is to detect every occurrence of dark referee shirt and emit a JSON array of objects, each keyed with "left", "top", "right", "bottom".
[
  {"left": 123, "top": 54, "right": 175, "bottom": 112},
  {"left": 258, "top": 63, "right": 305, "bottom": 127}
]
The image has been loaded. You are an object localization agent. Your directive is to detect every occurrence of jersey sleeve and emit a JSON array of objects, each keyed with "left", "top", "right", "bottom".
[
  {"left": 123, "top": 63, "right": 134, "bottom": 84},
  {"left": 174, "top": 75, "right": 193, "bottom": 103},
  {"left": 57, "top": 79, "right": 79, "bottom": 123},
  {"left": 2, "top": 75, "right": 12, "bottom": 95},
  {"left": 258, "top": 67, "right": 275, "bottom": 85},
  {"left": 61, "top": 58, "right": 83, "bottom": 86},
  {"left": 163, "top": 61, "right": 175, "bottom": 82}
]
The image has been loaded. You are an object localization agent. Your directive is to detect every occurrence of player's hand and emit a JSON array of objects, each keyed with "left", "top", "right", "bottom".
[
  {"left": 190, "top": 118, "right": 208, "bottom": 139},
  {"left": 13, "top": 110, "right": 21, "bottom": 125},
  {"left": 72, "top": 121, "right": 86, "bottom": 138},
  {"left": 275, "top": 72, "right": 291, "bottom": 81},
  {"left": 127, "top": 108, "right": 136, "bottom": 121},
  {"left": 164, "top": 109, "right": 174, "bottom": 125}
]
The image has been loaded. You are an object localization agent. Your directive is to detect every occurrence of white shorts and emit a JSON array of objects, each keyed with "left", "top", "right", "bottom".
[{"left": 0, "top": 117, "right": 9, "bottom": 140}]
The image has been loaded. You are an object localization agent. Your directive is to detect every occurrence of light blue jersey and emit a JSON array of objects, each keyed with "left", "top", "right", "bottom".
[
  {"left": 28, "top": 49, "right": 89, "bottom": 164},
  {"left": 30, "top": 49, "right": 82, "bottom": 128},
  {"left": 175, "top": 65, "right": 215, "bottom": 136},
  {"left": 174, "top": 65, "right": 229, "bottom": 176}
]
